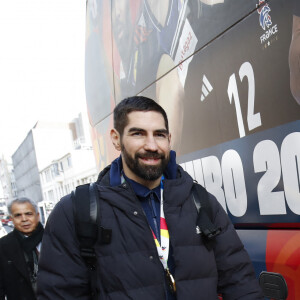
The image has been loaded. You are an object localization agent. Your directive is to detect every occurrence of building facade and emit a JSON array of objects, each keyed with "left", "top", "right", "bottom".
[
  {"left": 12, "top": 113, "right": 97, "bottom": 206},
  {"left": 40, "top": 149, "right": 97, "bottom": 203}
]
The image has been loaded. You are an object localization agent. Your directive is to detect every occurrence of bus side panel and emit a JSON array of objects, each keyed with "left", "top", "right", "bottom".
[
  {"left": 266, "top": 230, "right": 300, "bottom": 299},
  {"left": 238, "top": 229, "right": 300, "bottom": 300},
  {"left": 85, "top": 0, "right": 115, "bottom": 126},
  {"left": 236, "top": 229, "right": 267, "bottom": 278}
]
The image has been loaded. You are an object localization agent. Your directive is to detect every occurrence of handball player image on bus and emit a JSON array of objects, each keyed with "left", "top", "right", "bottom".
[{"left": 84, "top": 0, "right": 300, "bottom": 299}]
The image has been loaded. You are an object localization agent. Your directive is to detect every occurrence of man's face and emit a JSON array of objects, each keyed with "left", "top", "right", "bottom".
[
  {"left": 11, "top": 202, "right": 40, "bottom": 236},
  {"left": 119, "top": 111, "right": 171, "bottom": 187}
]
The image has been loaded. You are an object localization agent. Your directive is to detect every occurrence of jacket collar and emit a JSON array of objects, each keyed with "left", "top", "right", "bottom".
[{"left": 95, "top": 156, "right": 193, "bottom": 210}]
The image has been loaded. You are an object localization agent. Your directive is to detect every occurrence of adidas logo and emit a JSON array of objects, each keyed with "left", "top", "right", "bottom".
[{"left": 200, "top": 75, "right": 213, "bottom": 101}]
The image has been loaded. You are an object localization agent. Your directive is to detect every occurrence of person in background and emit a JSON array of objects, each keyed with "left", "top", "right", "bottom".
[
  {"left": 37, "top": 96, "right": 263, "bottom": 300},
  {"left": 0, "top": 198, "right": 43, "bottom": 300}
]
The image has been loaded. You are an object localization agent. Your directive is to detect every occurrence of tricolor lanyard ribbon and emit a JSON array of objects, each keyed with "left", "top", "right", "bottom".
[
  {"left": 151, "top": 176, "right": 170, "bottom": 270},
  {"left": 153, "top": 176, "right": 176, "bottom": 293}
]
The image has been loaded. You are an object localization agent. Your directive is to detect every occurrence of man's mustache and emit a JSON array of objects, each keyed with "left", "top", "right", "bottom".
[{"left": 135, "top": 152, "right": 165, "bottom": 159}]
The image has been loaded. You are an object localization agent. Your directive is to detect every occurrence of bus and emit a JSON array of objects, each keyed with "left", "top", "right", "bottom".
[{"left": 84, "top": 0, "right": 300, "bottom": 299}]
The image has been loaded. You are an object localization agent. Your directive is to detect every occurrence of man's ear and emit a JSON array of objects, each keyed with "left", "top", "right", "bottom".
[{"left": 110, "top": 128, "right": 121, "bottom": 151}]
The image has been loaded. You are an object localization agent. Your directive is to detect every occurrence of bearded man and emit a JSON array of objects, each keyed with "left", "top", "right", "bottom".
[{"left": 37, "top": 96, "right": 263, "bottom": 300}]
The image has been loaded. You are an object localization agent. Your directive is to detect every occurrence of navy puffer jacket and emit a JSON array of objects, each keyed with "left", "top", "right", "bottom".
[{"left": 37, "top": 162, "right": 263, "bottom": 300}]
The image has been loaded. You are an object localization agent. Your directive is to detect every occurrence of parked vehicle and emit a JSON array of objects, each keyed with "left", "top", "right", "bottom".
[
  {"left": 7, "top": 220, "right": 14, "bottom": 228},
  {"left": 1, "top": 216, "right": 12, "bottom": 226}
]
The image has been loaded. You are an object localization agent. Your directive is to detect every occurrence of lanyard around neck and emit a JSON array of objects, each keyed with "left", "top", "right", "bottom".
[
  {"left": 150, "top": 176, "right": 170, "bottom": 270},
  {"left": 121, "top": 174, "right": 170, "bottom": 269},
  {"left": 151, "top": 177, "right": 176, "bottom": 294},
  {"left": 121, "top": 174, "right": 176, "bottom": 292}
]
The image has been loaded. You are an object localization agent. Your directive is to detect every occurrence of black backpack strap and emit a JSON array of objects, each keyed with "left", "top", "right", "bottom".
[
  {"left": 72, "top": 182, "right": 99, "bottom": 300},
  {"left": 192, "top": 183, "right": 221, "bottom": 250}
]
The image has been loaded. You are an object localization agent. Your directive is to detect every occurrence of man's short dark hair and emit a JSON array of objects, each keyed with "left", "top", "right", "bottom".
[
  {"left": 113, "top": 96, "right": 169, "bottom": 136},
  {"left": 8, "top": 197, "right": 38, "bottom": 215}
]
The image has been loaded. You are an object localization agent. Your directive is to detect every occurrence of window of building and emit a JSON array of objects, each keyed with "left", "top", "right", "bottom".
[
  {"left": 67, "top": 156, "right": 72, "bottom": 168},
  {"left": 48, "top": 190, "right": 54, "bottom": 201},
  {"left": 53, "top": 163, "right": 59, "bottom": 176},
  {"left": 45, "top": 169, "right": 52, "bottom": 182}
]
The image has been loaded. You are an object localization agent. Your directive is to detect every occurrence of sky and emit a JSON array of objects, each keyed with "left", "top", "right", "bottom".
[{"left": 0, "top": 0, "right": 87, "bottom": 158}]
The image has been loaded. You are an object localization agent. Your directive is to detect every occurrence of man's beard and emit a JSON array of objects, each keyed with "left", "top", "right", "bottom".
[{"left": 121, "top": 145, "right": 169, "bottom": 181}]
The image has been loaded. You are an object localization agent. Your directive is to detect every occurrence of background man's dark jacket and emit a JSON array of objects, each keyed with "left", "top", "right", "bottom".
[
  {"left": 37, "top": 157, "right": 263, "bottom": 300},
  {"left": 0, "top": 230, "right": 36, "bottom": 300}
]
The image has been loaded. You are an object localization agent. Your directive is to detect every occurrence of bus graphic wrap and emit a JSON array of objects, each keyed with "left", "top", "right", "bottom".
[{"left": 85, "top": 0, "right": 300, "bottom": 298}]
